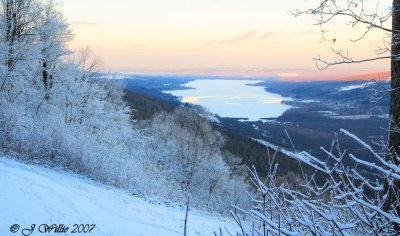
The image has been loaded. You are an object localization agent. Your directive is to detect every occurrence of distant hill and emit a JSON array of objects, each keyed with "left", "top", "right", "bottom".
[{"left": 278, "top": 71, "right": 390, "bottom": 82}]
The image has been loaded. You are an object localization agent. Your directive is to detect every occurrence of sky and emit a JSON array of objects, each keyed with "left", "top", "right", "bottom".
[{"left": 59, "top": 0, "right": 391, "bottom": 75}]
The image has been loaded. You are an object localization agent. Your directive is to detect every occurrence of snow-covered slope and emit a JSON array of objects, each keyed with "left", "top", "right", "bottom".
[{"left": 0, "top": 156, "right": 236, "bottom": 236}]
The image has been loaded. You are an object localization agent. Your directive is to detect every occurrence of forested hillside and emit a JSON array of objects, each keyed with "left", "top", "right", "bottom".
[
  {"left": 123, "top": 87, "right": 309, "bottom": 181},
  {"left": 0, "top": 0, "right": 250, "bottom": 213}
]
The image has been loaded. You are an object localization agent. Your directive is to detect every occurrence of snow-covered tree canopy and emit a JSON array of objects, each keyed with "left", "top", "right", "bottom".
[{"left": 0, "top": 0, "right": 250, "bottom": 214}]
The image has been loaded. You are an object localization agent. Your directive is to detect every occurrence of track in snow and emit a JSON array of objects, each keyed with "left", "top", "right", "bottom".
[{"left": 0, "top": 157, "right": 236, "bottom": 236}]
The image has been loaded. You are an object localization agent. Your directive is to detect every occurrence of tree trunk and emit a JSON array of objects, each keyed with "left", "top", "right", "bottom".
[
  {"left": 386, "top": 0, "right": 400, "bottom": 231},
  {"left": 391, "top": 1, "right": 400, "bottom": 160},
  {"left": 42, "top": 62, "right": 48, "bottom": 89}
]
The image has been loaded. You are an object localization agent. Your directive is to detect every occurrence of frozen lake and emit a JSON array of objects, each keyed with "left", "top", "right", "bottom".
[{"left": 166, "top": 79, "right": 292, "bottom": 121}]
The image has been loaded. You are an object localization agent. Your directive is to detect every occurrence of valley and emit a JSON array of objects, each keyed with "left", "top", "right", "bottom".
[{"left": 114, "top": 73, "right": 390, "bottom": 170}]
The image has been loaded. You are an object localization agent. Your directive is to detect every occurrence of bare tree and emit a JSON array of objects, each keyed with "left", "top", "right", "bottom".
[
  {"left": 230, "top": 131, "right": 400, "bottom": 235},
  {"left": 293, "top": 0, "right": 400, "bottom": 229},
  {"left": 76, "top": 47, "right": 103, "bottom": 77},
  {"left": 292, "top": 1, "right": 392, "bottom": 70}
]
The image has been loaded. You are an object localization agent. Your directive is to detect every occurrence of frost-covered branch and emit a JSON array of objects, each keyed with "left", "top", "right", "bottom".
[
  {"left": 230, "top": 130, "right": 400, "bottom": 235},
  {"left": 314, "top": 48, "right": 391, "bottom": 70},
  {"left": 293, "top": 0, "right": 393, "bottom": 70}
]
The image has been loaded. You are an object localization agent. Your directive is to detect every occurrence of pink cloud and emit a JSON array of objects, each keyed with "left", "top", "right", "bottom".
[
  {"left": 258, "top": 31, "right": 276, "bottom": 39},
  {"left": 219, "top": 30, "right": 259, "bottom": 44}
]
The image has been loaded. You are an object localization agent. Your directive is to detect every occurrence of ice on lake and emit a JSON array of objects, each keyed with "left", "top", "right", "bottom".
[{"left": 166, "top": 79, "right": 292, "bottom": 121}]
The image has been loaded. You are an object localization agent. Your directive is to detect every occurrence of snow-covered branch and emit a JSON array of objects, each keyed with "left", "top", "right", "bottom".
[{"left": 231, "top": 130, "right": 400, "bottom": 235}]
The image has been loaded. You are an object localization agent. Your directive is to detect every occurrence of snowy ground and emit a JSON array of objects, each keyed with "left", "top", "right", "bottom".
[{"left": 0, "top": 156, "right": 237, "bottom": 236}]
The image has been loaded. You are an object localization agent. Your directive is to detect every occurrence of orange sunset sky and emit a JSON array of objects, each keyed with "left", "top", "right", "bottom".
[{"left": 59, "top": 0, "right": 391, "bottom": 78}]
